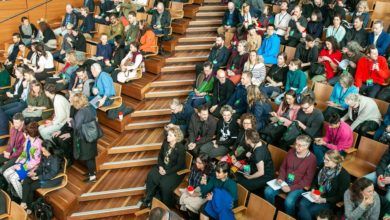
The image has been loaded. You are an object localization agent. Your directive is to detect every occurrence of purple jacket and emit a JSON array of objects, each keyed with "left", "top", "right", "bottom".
[{"left": 6, "top": 127, "right": 25, "bottom": 159}]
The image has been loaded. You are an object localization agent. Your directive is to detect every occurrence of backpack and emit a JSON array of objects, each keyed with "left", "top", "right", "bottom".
[
  {"left": 106, "top": 104, "right": 134, "bottom": 120},
  {"left": 31, "top": 197, "right": 53, "bottom": 220}
]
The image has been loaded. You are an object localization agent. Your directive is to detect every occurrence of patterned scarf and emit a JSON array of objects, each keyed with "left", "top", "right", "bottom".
[{"left": 317, "top": 164, "right": 342, "bottom": 193}]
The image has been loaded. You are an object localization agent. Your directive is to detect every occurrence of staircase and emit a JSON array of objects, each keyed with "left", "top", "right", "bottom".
[{"left": 65, "top": 1, "right": 226, "bottom": 219}]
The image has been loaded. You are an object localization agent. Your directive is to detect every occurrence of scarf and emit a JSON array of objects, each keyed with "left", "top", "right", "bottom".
[{"left": 317, "top": 164, "right": 342, "bottom": 194}]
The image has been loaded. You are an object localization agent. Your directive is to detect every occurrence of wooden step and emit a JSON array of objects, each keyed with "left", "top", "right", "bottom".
[
  {"left": 178, "top": 35, "right": 216, "bottom": 43},
  {"left": 126, "top": 119, "right": 170, "bottom": 130},
  {"left": 199, "top": 5, "right": 227, "bottom": 11},
  {"left": 186, "top": 26, "right": 218, "bottom": 32},
  {"left": 79, "top": 186, "right": 146, "bottom": 202},
  {"left": 108, "top": 143, "right": 162, "bottom": 154},
  {"left": 196, "top": 11, "right": 225, "bottom": 17},
  {"left": 100, "top": 157, "right": 158, "bottom": 170},
  {"left": 145, "top": 86, "right": 192, "bottom": 98},
  {"left": 175, "top": 43, "right": 213, "bottom": 51},
  {"left": 166, "top": 55, "right": 208, "bottom": 63},
  {"left": 204, "top": 0, "right": 223, "bottom": 3},
  {"left": 189, "top": 19, "right": 222, "bottom": 26},
  {"left": 150, "top": 79, "right": 195, "bottom": 87},
  {"left": 131, "top": 108, "right": 171, "bottom": 117},
  {"left": 70, "top": 202, "right": 142, "bottom": 220},
  {"left": 161, "top": 64, "right": 196, "bottom": 73}
]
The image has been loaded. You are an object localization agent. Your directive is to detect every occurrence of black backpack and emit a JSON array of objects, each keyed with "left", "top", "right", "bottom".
[{"left": 31, "top": 197, "right": 53, "bottom": 220}]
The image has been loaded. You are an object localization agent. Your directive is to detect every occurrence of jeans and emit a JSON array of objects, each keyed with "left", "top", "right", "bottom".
[
  {"left": 260, "top": 85, "right": 282, "bottom": 99},
  {"left": 312, "top": 144, "right": 328, "bottom": 166},
  {"left": 365, "top": 172, "right": 390, "bottom": 201},
  {"left": 1, "top": 101, "right": 27, "bottom": 120},
  {"left": 264, "top": 186, "right": 304, "bottom": 216},
  {"left": 298, "top": 197, "right": 331, "bottom": 220},
  {"left": 360, "top": 83, "right": 383, "bottom": 98}
]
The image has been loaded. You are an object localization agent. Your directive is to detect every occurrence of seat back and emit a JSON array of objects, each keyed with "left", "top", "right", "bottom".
[
  {"left": 185, "top": 152, "right": 193, "bottom": 171},
  {"left": 284, "top": 46, "right": 296, "bottom": 64},
  {"left": 313, "top": 82, "right": 333, "bottom": 103},
  {"left": 374, "top": 98, "right": 389, "bottom": 118},
  {"left": 0, "top": 190, "right": 11, "bottom": 216},
  {"left": 352, "top": 132, "right": 359, "bottom": 149},
  {"left": 151, "top": 197, "right": 169, "bottom": 210},
  {"left": 268, "top": 144, "right": 287, "bottom": 174},
  {"left": 136, "top": 12, "right": 149, "bottom": 21},
  {"left": 9, "top": 201, "right": 27, "bottom": 220},
  {"left": 356, "top": 136, "right": 388, "bottom": 166},
  {"left": 237, "top": 183, "right": 249, "bottom": 207},
  {"left": 246, "top": 194, "right": 276, "bottom": 220},
  {"left": 276, "top": 211, "right": 296, "bottom": 220},
  {"left": 169, "top": 2, "right": 184, "bottom": 20},
  {"left": 114, "top": 83, "right": 122, "bottom": 96}
]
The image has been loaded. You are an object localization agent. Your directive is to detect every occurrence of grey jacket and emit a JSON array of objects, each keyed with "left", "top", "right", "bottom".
[
  {"left": 341, "top": 95, "right": 381, "bottom": 130},
  {"left": 344, "top": 190, "right": 380, "bottom": 220}
]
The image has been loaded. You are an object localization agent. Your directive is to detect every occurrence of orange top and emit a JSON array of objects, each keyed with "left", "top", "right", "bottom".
[{"left": 140, "top": 30, "right": 157, "bottom": 54}]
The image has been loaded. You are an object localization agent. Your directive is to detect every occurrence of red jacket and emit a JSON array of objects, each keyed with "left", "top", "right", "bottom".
[
  {"left": 355, "top": 56, "right": 390, "bottom": 87},
  {"left": 6, "top": 127, "right": 25, "bottom": 159}
]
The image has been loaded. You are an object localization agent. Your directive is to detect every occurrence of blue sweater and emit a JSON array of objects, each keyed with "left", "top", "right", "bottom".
[
  {"left": 249, "top": 101, "right": 272, "bottom": 131},
  {"left": 227, "top": 84, "right": 248, "bottom": 115},
  {"left": 329, "top": 83, "right": 358, "bottom": 110},
  {"left": 80, "top": 14, "right": 95, "bottom": 34},
  {"left": 96, "top": 43, "right": 113, "bottom": 60},
  {"left": 285, "top": 69, "right": 307, "bottom": 94},
  {"left": 258, "top": 34, "right": 280, "bottom": 64},
  {"left": 93, "top": 72, "right": 115, "bottom": 97}
]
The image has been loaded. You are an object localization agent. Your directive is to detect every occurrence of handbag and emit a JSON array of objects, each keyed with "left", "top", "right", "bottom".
[
  {"left": 81, "top": 120, "right": 103, "bottom": 143},
  {"left": 31, "top": 197, "right": 53, "bottom": 220},
  {"left": 281, "top": 121, "right": 302, "bottom": 146},
  {"left": 260, "top": 122, "right": 287, "bottom": 144},
  {"left": 309, "top": 63, "right": 325, "bottom": 78}
]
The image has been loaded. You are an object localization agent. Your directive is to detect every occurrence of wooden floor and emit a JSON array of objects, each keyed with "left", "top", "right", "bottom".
[{"left": 44, "top": 1, "right": 227, "bottom": 219}]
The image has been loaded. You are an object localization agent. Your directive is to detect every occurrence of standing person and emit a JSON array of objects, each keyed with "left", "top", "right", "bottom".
[
  {"left": 298, "top": 150, "right": 350, "bottom": 220},
  {"left": 344, "top": 178, "right": 380, "bottom": 220},
  {"left": 70, "top": 93, "right": 98, "bottom": 183},
  {"left": 141, "top": 127, "right": 185, "bottom": 208}
]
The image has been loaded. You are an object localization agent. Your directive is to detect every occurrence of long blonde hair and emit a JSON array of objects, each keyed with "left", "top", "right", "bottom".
[{"left": 247, "top": 85, "right": 267, "bottom": 107}]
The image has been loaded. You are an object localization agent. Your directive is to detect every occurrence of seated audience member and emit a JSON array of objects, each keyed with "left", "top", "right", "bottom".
[
  {"left": 236, "top": 129, "right": 274, "bottom": 192},
  {"left": 4, "top": 33, "right": 22, "bottom": 72},
  {"left": 264, "top": 135, "right": 317, "bottom": 216},
  {"left": 53, "top": 24, "right": 74, "bottom": 62},
  {"left": 71, "top": 93, "right": 98, "bottom": 183},
  {"left": 28, "top": 44, "right": 54, "bottom": 81},
  {"left": 199, "top": 105, "right": 238, "bottom": 158},
  {"left": 217, "top": 2, "right": 240, "bottom": 35},
  {"left": 95, "top": 34, "right": 113, "bottom": 61},
  {"left": 374, "top": 106, "right": 390, "bottom": 141},
  {"left": 149, "top": 207, "right": 182, "bottom": 220},
  {"left": 200, "top": 162, "right": 238, "bottom": 219},
  {"left": 237, "top": 3, "right": 258, "bottom": 37},
  {"left": 323, "top": 74, "right": 358, "bottom": 119},
  {"left": 246, "top": 0, "right": 263, "bottom": 17},
  {"left": 54, "top": 4, "right": 78, "bottom": 36},
  {"left": 19, "top": 17, "right": 38, "bottom": 46},
  {"left": 20, "top": 142, "right": 62, "bottom": 212},
  {"left": 115, "top": 42, "right": 144, "bottom": 83},
  {"left": 70, "top": 67, "right": 95, "bottom": 98},
  {"left": 94, "top": 0, "right": 114, "bottom": 25},
  {"left": 338, "top": 41, "right": 365, "bottom": 79},
  {"left": 103, "top": 35, "right": 126, "bottom": 73},
  {"left": 344, "top": 177, "right": 380, "bottom": 220},
  {"left": 79, "top": 7, "right": 96, "bottom": 39},
  {"left": 0, "top": 67, "right": 24, "bottom": 105},
  {"left": 261, "top": 52, "right": 289, "bottom": 98},
  {"left": 366, "top": 149, "right": 390, "bottom": 201},
  {"left": 179, "top": 154, "right": 214, "bottom": 216},
  {"left": 186, "top": 62, "right": 215, "bottom": 108},
  {"left": 91, "top": 63, "right": 115, "bottom": 107},
  {"left": 151, "top": 2, "right": 171, "bottom": 38},
  {"left": 15, "top": 44, "right": 32, "bottom": 66},
  {"left": 246, "top": 26, "right": 262, "bottom": 52},
  {"left": 226, "top": 40, "right": 249, "bottom": 85},
  {"left": 196, "top": 35, "right": 229, "bottom": 76},
  {"left": 343, "top": 16, "right": 368, "bottom": 48},
  {"left": 246, "top": 85, "right": 272, "bottom": 131},
  {"left": 47, "top": 51, "right": 80, "bottom": 92},
  {"left": 313, "top": 113, "right": 353, "bottom": 165},
  {"left": 325, "top": 14, "right": 346, "bottom": 44},
  {"left": 22, "top": 80, "right": 52, "bottom": 122},
  {"left": 355, "top": 45, "right": 390, "bottom": 98},
  {"left": 70, "top": 28, "right": 87, "bottom": 54},
  {"left": 258, "top": 24, "right": 280, "bottom": 64},
  {"left": 243, "top": 51, "right": 266, "bottom": 86},
  {"left": 351, "top": 1, "right": 370, "bottom": 28},
  {"left": 187, "top": 105, "right": 217, "bottom": 156},
  {"left": 0, "top": 110, "right": 8, "bottom": 146},
  {"left": 107, "top": 14, "right": 124, "bottom": 42},
  {"left": 342, "top": 93, "right": 381, "bottom": 136},
  {"left": 0, "top": 62, "right": 10, "bottom": 90},
  {"left": 166, "top": 98, "right": 194, "bottom": 135},
  {"left": 282, "top": 5, "right": 308, "bottom": 47},
  {"left": 209, "top": 70, "right": 235, "bottom": 118},
  {"left": 274, "top": 1, "right": 292, "bottom": 38},
  {"left": 298, "top": 150, "right": 350, "bottom": 220},
  {"left": 227, "top": 71, "right": 252, "bottom": 116},
  {"left": 312, "top": 37, "right": 342, "bottom": 83},
  {"left": 124, "top": 12, "right": 139, "bottom": 45},
  {"left": 279, "top": 96, "right": 324, "bottom": 149},
  {"left": 36, "top": 19, "right": 57, "bottom": 51},
  {"left": 294, "top": 35, "right": 319, "bottom": 73},
  {"left": 306, "top": 10, "right": 324, "bottom": 40},
  {"left": 275, "top": 59, "right": 307, "bottom": 105},
  {"left": 3, "top": 122, "right": 42, "bottom": 199},
  {"left": 316, "top": 209, "right": 336, "bottom": 220},
  {"left": 0, "top": 113, "right": 25, "bottom": 173},
  {"left": 261, "top": 90, "right": 300, "bottom": 144},
  {"left": 82, "top": 0, "right": 95, "bottom": 13},
  {"left": 368, "top": 20, "right": 390, "bottom": 56},
  {"left": 323, "top": 0, "right": 346, "bottom": 27},
  {"left": 38, "top": 84, "right": 70, "bottom": 140},
  {"left": 138, "top": 20, "right": 157, "bottom": 55},
  {"left": 141, "top": 127, "right": 185, "bottom": 208}
]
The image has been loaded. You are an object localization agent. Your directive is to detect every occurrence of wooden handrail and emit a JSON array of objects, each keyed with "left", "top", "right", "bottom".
[{"left": 0, "top": 0, "right": 53, "bottom": 24}]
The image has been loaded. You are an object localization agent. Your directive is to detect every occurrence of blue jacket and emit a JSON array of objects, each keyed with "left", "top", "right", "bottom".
[
  {"left": 368, "top": 31, "right": 390, "bottom": 56},
  {"left": 285, "top": 69, "right": 307, "bottom": 94},
  {"left": 80, "top": 14, "right": 95, "bottom": 34},
  {"left": 249, "top": 101, "right": 272, "bottom": 131},
  {"left": 258, "top": 34, "right": 280, "bottom": 64},
  {"left": 94, "top": 72, "right": 115, "bottom": 98},
  {"left": 83, "top": 0, "right": 95, "bottom": 12},
  {"left": 329, "top": 83, "right": 358, "bottom": 110},
  {"left": 170, "top": 104, "right": 194, "bottom": 134},
  {"left": 227, "top": 84, "right": 248, "bottom": 115},
  {"left": 204, "top": 188, "right": 235, "bottom": 220}
]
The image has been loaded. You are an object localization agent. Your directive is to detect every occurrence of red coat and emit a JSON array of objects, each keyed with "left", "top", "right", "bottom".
[
  {"left": 319, "top": 49, "right": 342, "bottom": 80},
  {"left": 355, "top": 56, "right": 390, "bottom": 87}
]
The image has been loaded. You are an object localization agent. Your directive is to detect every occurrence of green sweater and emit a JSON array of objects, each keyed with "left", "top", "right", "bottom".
[
  {"left": 27, "top": 95, "right": 53, "bottom": 119},
  {"left": 200, "top": 177, "right": 238, "bottom": 203}
]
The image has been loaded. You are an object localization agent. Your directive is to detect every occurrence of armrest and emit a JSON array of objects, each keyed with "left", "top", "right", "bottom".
[
  {"left": 0, "top": 86, "right": 11, "bottom": 90},
  {"left": 0, "top": 146, "right": 7, "bottom": 153},
  {"left": 51, "top": 173, "right": 66, "bottom": 180},
  {"left": 177, "top": 169, "right": 190, "bottom": 176},
  {"left": 336, "top": 201, "right": 344, "bottom": 208},
  {"left": 232, "top": 206, "right": 247, "bottom": 214},
  {"left": 0, "top": 135, "right": 9, "bottom": 139},
  {"left": 134, "top": 208, "right": 151, "bottom": 216},
  {"left": 303, "top": 186, "right": 310, "bottom": 191},
  {"left": 43, "top": 108, "right": 54, "bottom": 113},
  {"left": 109, "top": 96, "right": 121, "bottom": 100},
  {"left": 344, "top": 147, "right": 357, "bottom": 154},
  {"left": 0, "top": 214, "right": 9, "bottom": 219}
]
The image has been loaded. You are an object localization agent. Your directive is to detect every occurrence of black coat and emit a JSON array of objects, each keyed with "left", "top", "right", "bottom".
[
  {"left": 208, "top": 46, "right": 229, "bottom": 71},
  {"left": 188, "top": 114, "right": 218, "bottom": 146},
  {"left": 36, "top": 155, "right": 63, "bottom": 188},
  {"left": 376, "top": 149, "right": 390, "bottom": 176},
  {"left": 73, "top": 107, "right": 97, "bottom": 160},
  {"left": 151, "top": 10, "right": 171, "bottom": 36},
  {"left": 157, "top": 141, "right": 185, "bottom": 175}
]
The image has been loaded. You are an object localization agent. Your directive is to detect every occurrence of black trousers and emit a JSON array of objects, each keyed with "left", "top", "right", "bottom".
[
  {"left": 323, "top": 107, "right": 348, "bottom": 121},
  {"left": 0, "top": 157, "right": 16, "bottom": 174},
  {"left": 85, "top": 158, "right": 96, "bottom": 176},
  {"left": 236, "top": 172, "right": 271, "bottom": 192},
  {"left": 22, "top": 177, "right": 41, "bottom": 208},
  {"left": 144, "top": 166, "right": 184, "bottom": 207},
  {"left": 354, "top": 120, "right": 379, "bottom": 137}
]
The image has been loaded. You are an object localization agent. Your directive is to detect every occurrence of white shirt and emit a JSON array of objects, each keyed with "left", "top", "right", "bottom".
[
  {"left": 37, "top": 52, "right": 54, "bottom": 71},
  {"left": 275, "top": 11, "right": 291, "bottom": 36},
  {"left": 373, "top": 31, "right": 381, "bottom": 45}
]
